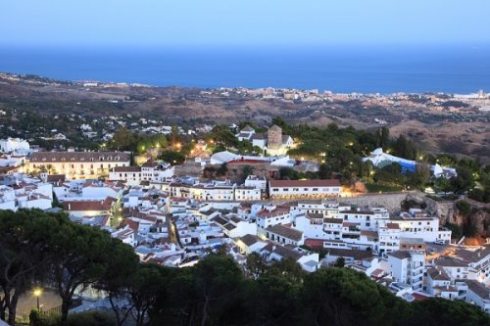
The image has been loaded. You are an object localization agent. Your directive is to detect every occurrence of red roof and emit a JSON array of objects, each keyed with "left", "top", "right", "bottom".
[
  {"left": 63, "top": 197, "right": 115, "bottom": 211},
  {"left": 304, "top": 238, "right": 326, "bottom": 249},
  {"left": 386, "top": 223, "right": 400, "bottom": 229},
  {"left": 269, "top": 179, "right": 340, "bottom": 188}
]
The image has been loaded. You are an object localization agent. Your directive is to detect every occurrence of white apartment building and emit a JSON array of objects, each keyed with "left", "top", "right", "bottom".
[
  {"left": 263, "top": 223, "right": 304, "bottom": 246},
  {"left": 269, "top": 179, "right": 341, "bottom": 199},
  {"left": 234, "top": 186, "right": 261, "bottom": 201},
  {"left": 338, "top": 207, "right": 389, "bottom": 231},
  {"left": 388, "top": 250, "right": 425, "bottom": 291},
  {"left": 379, "top": 209, "right": 451, "bottom": 244},
  {"left": 109, "top": 163, "right": 175, "bottom": 186},
  {"left": 29, "top": 151, "right": 131, "bottom": 179},
  {"left": 426, "top": 267, "right": 457, "bottom": 299},
  {"left": 244, "top": 175, "right": 267, "bottom": 193},
  {"left": 255, "top": 205, "right": 291, "bottom": 229}
]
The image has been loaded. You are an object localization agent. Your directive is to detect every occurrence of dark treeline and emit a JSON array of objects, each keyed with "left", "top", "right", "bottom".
[{"left": 1, "top": 210, "right": 489, "bottom": 326}]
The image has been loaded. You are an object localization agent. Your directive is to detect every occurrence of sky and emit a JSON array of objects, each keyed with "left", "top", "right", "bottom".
[{"left": 0, "top": 0, "right": 489, "bottom": 47}]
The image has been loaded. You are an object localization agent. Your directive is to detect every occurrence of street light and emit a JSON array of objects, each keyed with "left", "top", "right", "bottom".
[{"left": 33, "top": 287, "right": 43, "bottom": 311}]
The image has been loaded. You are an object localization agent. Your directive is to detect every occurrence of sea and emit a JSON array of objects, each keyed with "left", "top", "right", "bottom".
[{"left": 0, "top": 45, "right": 489, "bottom": 94}]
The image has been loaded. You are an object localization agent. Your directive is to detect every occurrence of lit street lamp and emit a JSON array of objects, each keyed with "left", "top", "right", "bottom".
[{"left": 33, "top": 287, "right": 43, "bottom": 311}]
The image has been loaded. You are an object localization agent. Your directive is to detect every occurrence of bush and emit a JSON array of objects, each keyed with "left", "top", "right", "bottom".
[
  {"left": 67, "top": 311, "right": 116, "bottom": 326},
  {"left": 29, "top": 310, "right": 116, "bottom": 326},
  {"left": 469, "top": 188, "right": 490, "bottom": 203},
  {"left": 456, "top": 200, "right": 472, "bottom": 216}
]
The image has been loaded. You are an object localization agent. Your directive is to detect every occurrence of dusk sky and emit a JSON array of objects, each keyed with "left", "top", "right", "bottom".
[{"left": 1, "top": 0, "right": 489, "bottom": 47}]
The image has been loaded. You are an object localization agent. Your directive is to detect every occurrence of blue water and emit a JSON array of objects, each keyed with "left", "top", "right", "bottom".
[{"left": 0, "top": 45, "right": 489, "bottom": 93}]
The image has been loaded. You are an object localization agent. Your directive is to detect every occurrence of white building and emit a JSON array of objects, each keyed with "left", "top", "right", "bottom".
[
  {"left": 269, "top": 179, "right": 341, "bottom": 200},
  {"left": 0, "top": 138, "right": 30, "bottom": 154},
  {"left": 29, "top": 151, "right": 131, "bottom": 179},
  {"left": 381, "top": 209, "right": 451, "bottom": 244},
  {"left": 363, "top": 148, "right": 457, "bottom": 178},
  {"left": 234, "top": 186, "right": 261, "bottom": 201},
  {"left": 235, "top": 234, "right": 268, "bottom": 255},
  {"left": 263, "top": 223, "right": 304, "bottom": 246},
  {"left": 388, "top": 250, "right": 425, "bottom": 291},
  {"left": 426, "top": 267, "right": 457, "bottom": 300},
  {"left": 235, "top": 125, "right": 256, "bottom": 141},
  {"left": 465, "top": 280, "right": 490, "bottom": 313},
  {"left": 244, "top": 175, "right": 267, "bottom": 193},
  {"left": 109, "top": 163, "right": 175, "bottom": 186},
  {"left": 255, "top": 204, "right": 291, "bottom": 229},
  {"left": 211, "top": 214, "right": 257, "bottom": 238}
]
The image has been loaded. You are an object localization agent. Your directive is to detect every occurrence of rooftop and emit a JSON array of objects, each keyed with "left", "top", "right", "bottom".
[{"left": 266, "top": 224, "right": 303, "bottom": 241}]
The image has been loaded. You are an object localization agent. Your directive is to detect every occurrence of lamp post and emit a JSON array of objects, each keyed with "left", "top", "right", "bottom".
[{"left": 33, "top": 288, "right": 43, "bottom": 311}]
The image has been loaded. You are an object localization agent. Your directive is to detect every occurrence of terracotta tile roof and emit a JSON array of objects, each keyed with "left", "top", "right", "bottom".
[
  {"left": 466, "top": 280, "right": 490, "bottom": 299},
  {"left": 323, "top": 218, "right": 343, "bottom": 224},
  {"left": 386, "top": 222, "right": 400, "bottom": 229},
  {"left": 46, "top": 174, "right": 66, "bottom": 184},
  {"left": 262, "top": 243, "right": 302, "bottom": 260},
  {"left": 435, "top": 256, "right": 467, "bottom": 267},
  {"left": 257, "top": 206, "right": 290, "bottom": 218},
  {"left": 304, "top": 238, "right": 326, "bottom": 249},
  {"left": 266, "top": 224, "right": 303, "bottom": 241},
  {"left": 63, "top": 197, "right": 115, "bottom": 211},
  {"left": 269, "top": 179, "right": 340, "bottom": 188},
  {"left": 121, "top": 219, "right": 140, "bottom": 231},
  {"left": 388, "top": 251, "right": 411, "bottom": 259},
  {"left": 360, "top": 230, "right": 378, "bottom": 239},
  {"left": 427, "top": 267, "right": 451, "bottom": 281},
  {"left": 326, "top": 248, "right": 373, "bottom": 260},
  {"left": 112, "top": 166, "right": 141, "bottom": 172},
  {"left": 239, "top": 234, "right": 260, "bottom": 247}
]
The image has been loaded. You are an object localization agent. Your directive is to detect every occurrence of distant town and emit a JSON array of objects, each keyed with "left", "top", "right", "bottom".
[{"left": 0, "top": 73, "right": 490, "bottom": 325}]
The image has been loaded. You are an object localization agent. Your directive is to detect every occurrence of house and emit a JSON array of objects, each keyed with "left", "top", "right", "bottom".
[
  {"left": 259, "top": 243, "right": 319, "bottom": 272},
  {"left": 210, "top": 214, "right": 257, "bottom": 238},
  {"left": 235, "top": 234, "right": 267, "bottom": 255},
  {"left": 0, "top": 138, "right": 30, "bottom": 154},
  {"left": 322, "top": 248, "right": 373, "bottom": 266},
  {"left": 263, "top": 223, "right": 304, "bottom": 246},
  {"left": 388, "top": 250, "right": 425, "bottom": 291},
  {"left": 269, "top": 179, "right": 341, "bottom": 199},
  {"left": 434, "top": 246, "right": 490, "bottom": 282},
  {"left": 465, "top": 280, "right": 490, "bottom": 313},
  {"left": 244, "top": 175, "right": 267, "bottom": 193},
  {"left": 234, "top": 185, "right": 261, "bottom": 201},
  {"left": 380, "top": 209, "right": 451, "bottom": 244},
  {"left": 255, "top": 204, "right": 291, "bottom": 229},
  {"left": 62, "top": 197, "right": 116, "bottom": 220},
  {"left": 426, "top": 267, "right": 457, "bottom": 299},
  {"left": 236, "top": 125, "right": 256, "bottom": 141}
]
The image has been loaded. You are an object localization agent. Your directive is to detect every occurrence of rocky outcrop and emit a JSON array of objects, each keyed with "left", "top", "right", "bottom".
[{"left": 341, "top": 192, "right": 490, "bottom": 237}]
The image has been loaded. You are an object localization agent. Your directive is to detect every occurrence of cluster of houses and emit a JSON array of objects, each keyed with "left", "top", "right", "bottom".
[{"left": 1, "top": 137, "right": 490, "bottom": 314}]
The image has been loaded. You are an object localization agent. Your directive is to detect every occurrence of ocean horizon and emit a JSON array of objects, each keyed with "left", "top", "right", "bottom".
[{"left": 1, "top": 44, "right": 489, "bottom": 94}]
